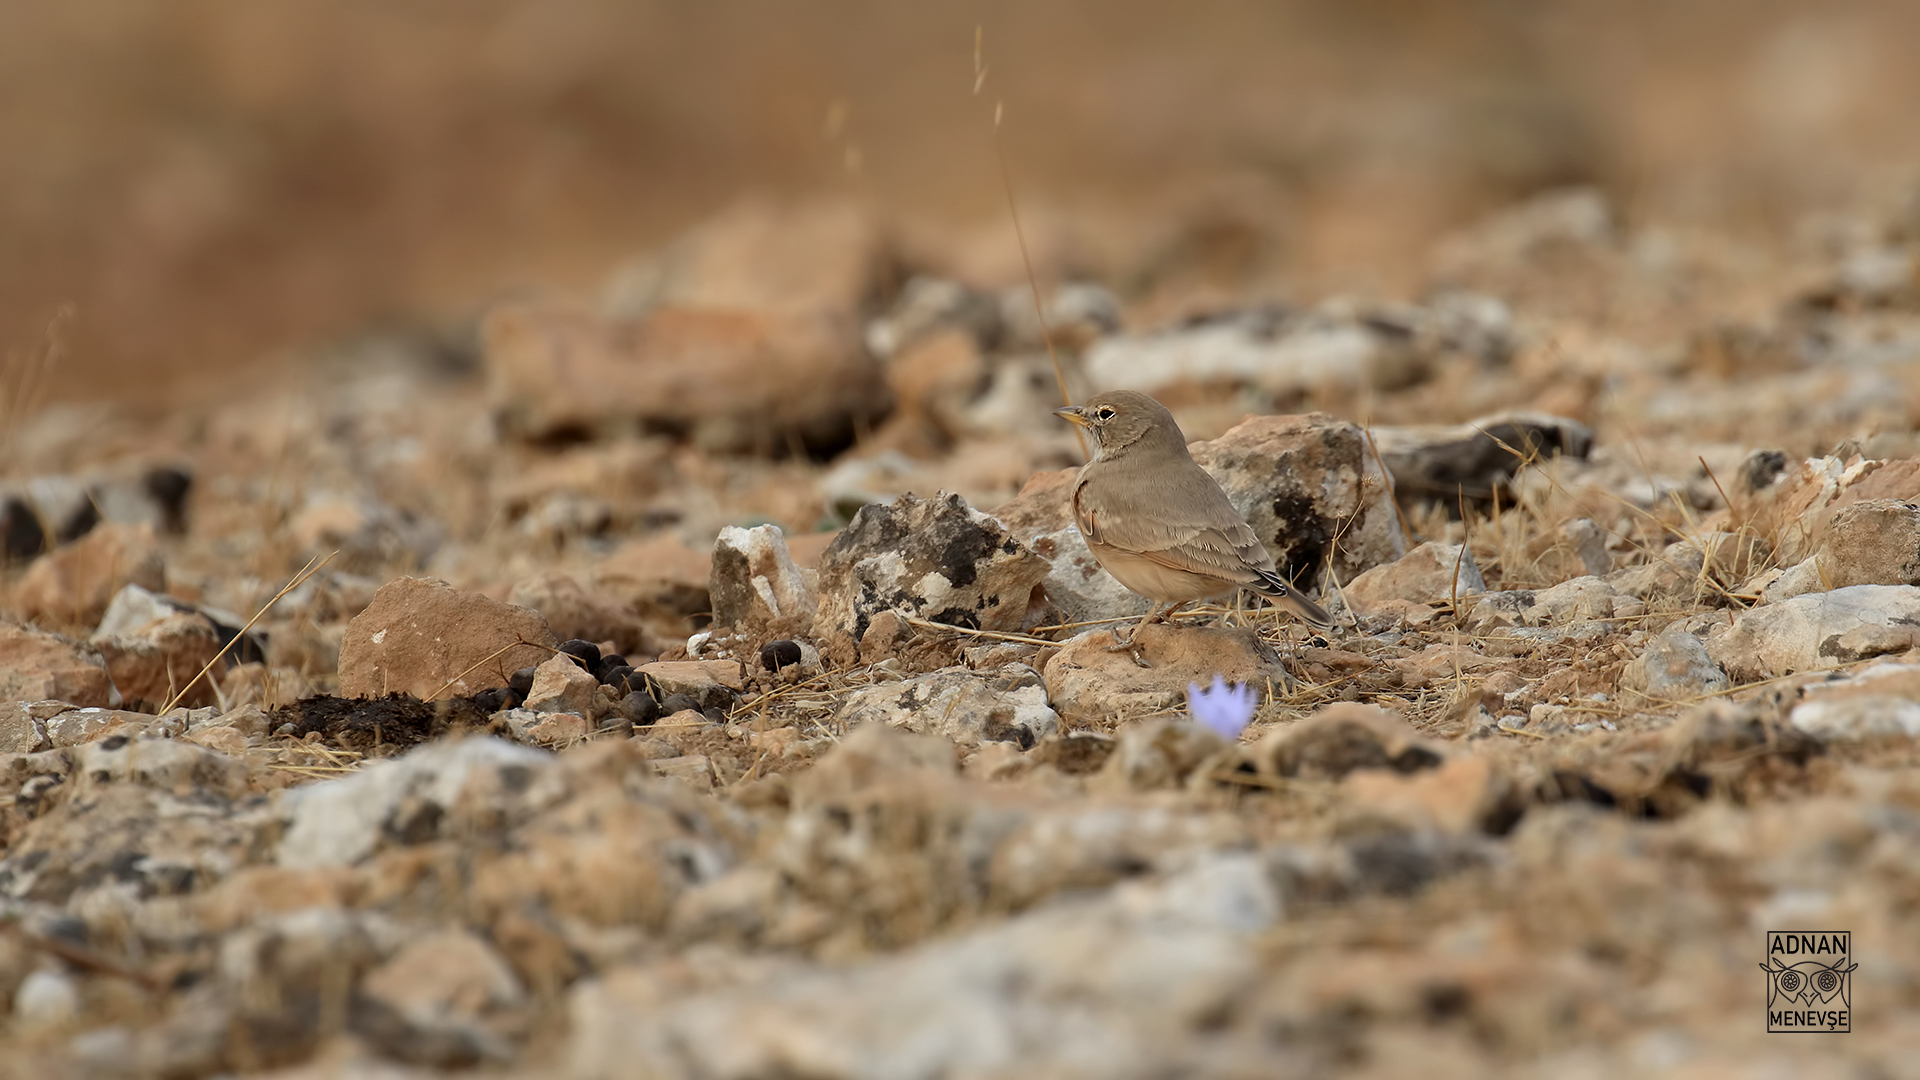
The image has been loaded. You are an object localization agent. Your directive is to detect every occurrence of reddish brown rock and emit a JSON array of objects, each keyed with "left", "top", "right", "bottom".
[
  {"left": 337, "top": 577, "right": 557, "bottom": 700},
  {"left": 5, "top": 522, "right": 165, "bottom": 629},
  {"left": 92, "top": 612, "right": 226, "bottom": 710},
  {"left": 0, "top": 624, "right": 117, "bottom": 707}
]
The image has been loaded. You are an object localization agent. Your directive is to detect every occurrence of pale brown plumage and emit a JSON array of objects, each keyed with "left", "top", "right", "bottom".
[{"left": 1056, "top": 391, "right": 1333, "bottom": 647}]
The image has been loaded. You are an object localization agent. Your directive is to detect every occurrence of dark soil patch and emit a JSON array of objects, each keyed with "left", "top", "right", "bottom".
[{"left": 268, "top": 693, "right": 494, "bottom": 755}]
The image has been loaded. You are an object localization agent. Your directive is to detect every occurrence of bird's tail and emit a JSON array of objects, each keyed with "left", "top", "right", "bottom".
[{"left": 1250, "top": 568, "right": 1334, "bottom": 630}]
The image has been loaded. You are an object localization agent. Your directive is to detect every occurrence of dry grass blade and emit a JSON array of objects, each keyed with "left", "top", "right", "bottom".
[
  {"left": 427, "top": 636, "right": 559, "bottom": 703},
  {"left": 159, "top": 551, "right": 338, "bottom": 716},
  {"left": 980, "top": 42, "right": 1084, "bottom": 462},
  {"left": 899, "top": 614, "right": 1057, "bottom": 647}
]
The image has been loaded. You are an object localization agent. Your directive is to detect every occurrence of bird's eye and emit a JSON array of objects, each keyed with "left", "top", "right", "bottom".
[{"left": 1094, "top": 407, "right": 1116, "bottom": 421}]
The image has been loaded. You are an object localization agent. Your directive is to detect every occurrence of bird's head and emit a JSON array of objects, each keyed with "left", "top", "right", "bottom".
[{"left": 1054, "top": 391, "right": 1186, "bottom": 458}]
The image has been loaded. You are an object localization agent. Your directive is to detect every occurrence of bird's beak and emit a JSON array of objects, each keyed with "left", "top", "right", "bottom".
[{"left": 1054, "top": 405, "right": 1088, "bottom": 427}]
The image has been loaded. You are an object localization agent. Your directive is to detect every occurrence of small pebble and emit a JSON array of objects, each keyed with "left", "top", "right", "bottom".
[
  {"left": 559, "top": 639, "right": 601, "bottom": 670},
  {"left": 760, "top": 639, "right": 804, "bottom": 672}
]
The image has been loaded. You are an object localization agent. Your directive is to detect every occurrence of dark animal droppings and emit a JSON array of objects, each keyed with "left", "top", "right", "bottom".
[
  {"left": 619, "top": 691, "right": 662, "bottom": 727},
  {"left": 509, "top": 667, "right": 538, "bottom": 699},
  {"left": 559, "top": 639, "right": 601, "bottom": 670},
  {"left": 594, "top": 653, "right": 628, "bottom": 681},
  {"left": 471, "top": 687, "right": 512, "bottom": 714},
  {"left": 760, "top": 639, "right": 804, "bottom": 672},
  {"left": 659, "top": 693, "right": 701, "bottom": 715}
]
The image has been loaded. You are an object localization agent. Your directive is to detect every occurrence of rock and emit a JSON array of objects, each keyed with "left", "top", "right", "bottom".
[
  {"left": 1735, "top": 454, "right": 1920, "bottom": 567},
  {"left": 525, "top": 654, "right": 601, "bottom": 718},
  {"left": 484, "top": 304, "right": 887, "bottom": 454},
  {"left": 508, "top": 572, "right": 656, "bottom": 658},
  {"left": 566, "top": 853, "right": 1279, "bottom": 1080},
  {"left": 813, "top": 493, "right": 1050, "bottom": 664},
  {"left": 591, "top": 534, "right": 715, "bottom": 649},
  {"left": 499, "top": 198, "right": 890, "bottom": 452},
  {"left": 1563, "top": 517, "right": 1613, "bottom": 577},
  {"left": 1460, "top": 589, "right": 1535, "bottom": 632},
  {"left": 650, "top": 753, "right": 715, "bottom": 790},
  {"left": 605, "top": 196, "right": 882, "bottom": 320},
  {"left": 989, "top": 467, "right": 1078, "bottom": 543},
  {"left": 1091, "top": 719, "right": 1230, "bottom": 792},
  {"left": 1621, "top": 627, "right": 1729, "bottom": 700},
  {"left": 358, "top": 929, "right": 522, "bottom": 1067},
  {"left": 1433, "top": 185, "right": 1614, "bottom": 278},
  {"left": 68, "top": 733, "right": 251, "bottom": 799},
  {"left": 45, "top": 705, "right": 154, "bottom": 748},
  {"left": 634, "top": 660, "right": 743, "bottom": 711},
  {"left": 1371, "top": 412, "right": 1594, "bottom": 505},
  {"left": 337, "top": 577, "right": 557, "bottom": 701},
  {"left": 0, "top": 702, "right": 52, "bottom": 754},
  {"left": 1043, "top": 622, "right": 1290, "bottom": 725},
  {"left": 1760, "top": 557, "right": 1828, "bottom": 603},
  {"left": 1189, "top": 413, "right": 1404, "bottom": 586},
  {"left": 0, "top": 624, "right": 117, "bottom": 707},
  {"left": 836, "top": 665, "right": 1059, "bottom": 749},
  {"left": 1814, "top": 499, "right": 1920, "bottom": 588},
  {"left": 1342, "top": 752, "right": 1512, "bottom": 834},
  {"left": 276, "top": 736, "right": 558, "bottom": 869},
  {"left": 90, "top": 585, "right": 228, "bottom": 710},
  {"left": 1082, "top": 304, "right": 1428, "bottom": 400},
  {"left": 1346, "top": 540, "right": 1485, "bottom": 613},
  {"left": 1024, "top": 525, "right": 1153, "bottom": 626},
  {"left": 1790, "top": 663, "right": 1920, "bottom": 740},
  {"left": 12, "top": 966, "right": 79, "bottom": 1030},
  {"left": 1251, "top": 704, "right": 1443, "bottom": 780},
  {"left": 1607, "top": 541, "right": 1707, "bottom": 601},
  {"left": 1523, "top": 576, "right": 1623, "bottom": 625},
  {"left": 5, "top": 522, "right": 165, "bottom": 628},
  {"left": 708, "top": 524, "right": 817, "bottom": 644},
  {"left": 289, "top": 492, "right": 445, "bottom": 574},
  {"left": 501, "top": 707, "right": 591, "bottom": 748},
  {"left": 1706, "top": 585, "right": 1920, "bottom": 681}
]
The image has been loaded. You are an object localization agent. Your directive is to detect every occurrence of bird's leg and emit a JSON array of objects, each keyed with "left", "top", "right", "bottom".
[{"left": 1107, "top": 602, "right": 1184, "bottom": 667}]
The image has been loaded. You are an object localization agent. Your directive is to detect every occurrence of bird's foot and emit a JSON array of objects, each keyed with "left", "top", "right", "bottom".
[{"left": 1105, "top": 624, "right": 1153, "bottom": 668}]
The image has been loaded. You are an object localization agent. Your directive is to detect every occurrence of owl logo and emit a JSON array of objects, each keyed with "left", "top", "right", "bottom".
[
  {"left": 1763, "top": 930, "right": 1855, "bottom": 1032},
  {"left": 1760, "top": 955, "right": 1857, "bottom": 1009}
]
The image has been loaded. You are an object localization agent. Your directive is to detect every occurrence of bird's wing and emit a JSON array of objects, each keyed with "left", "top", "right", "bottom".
[{"left": 1073, "top": 459, "right": 1280, "bottom": 588}]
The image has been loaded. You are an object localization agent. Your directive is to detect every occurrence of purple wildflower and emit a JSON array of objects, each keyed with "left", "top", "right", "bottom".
[{"left": 1187, "top": 674, "right": 1257, "bottom": 741}]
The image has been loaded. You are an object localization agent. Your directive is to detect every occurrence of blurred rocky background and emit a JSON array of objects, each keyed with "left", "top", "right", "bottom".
[
  {"left": 4, "top": 3, "right": 1920, "bottom": 1077},
  {"left": 4, "top": 0, "right": 1918, "bottom": 400}
]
